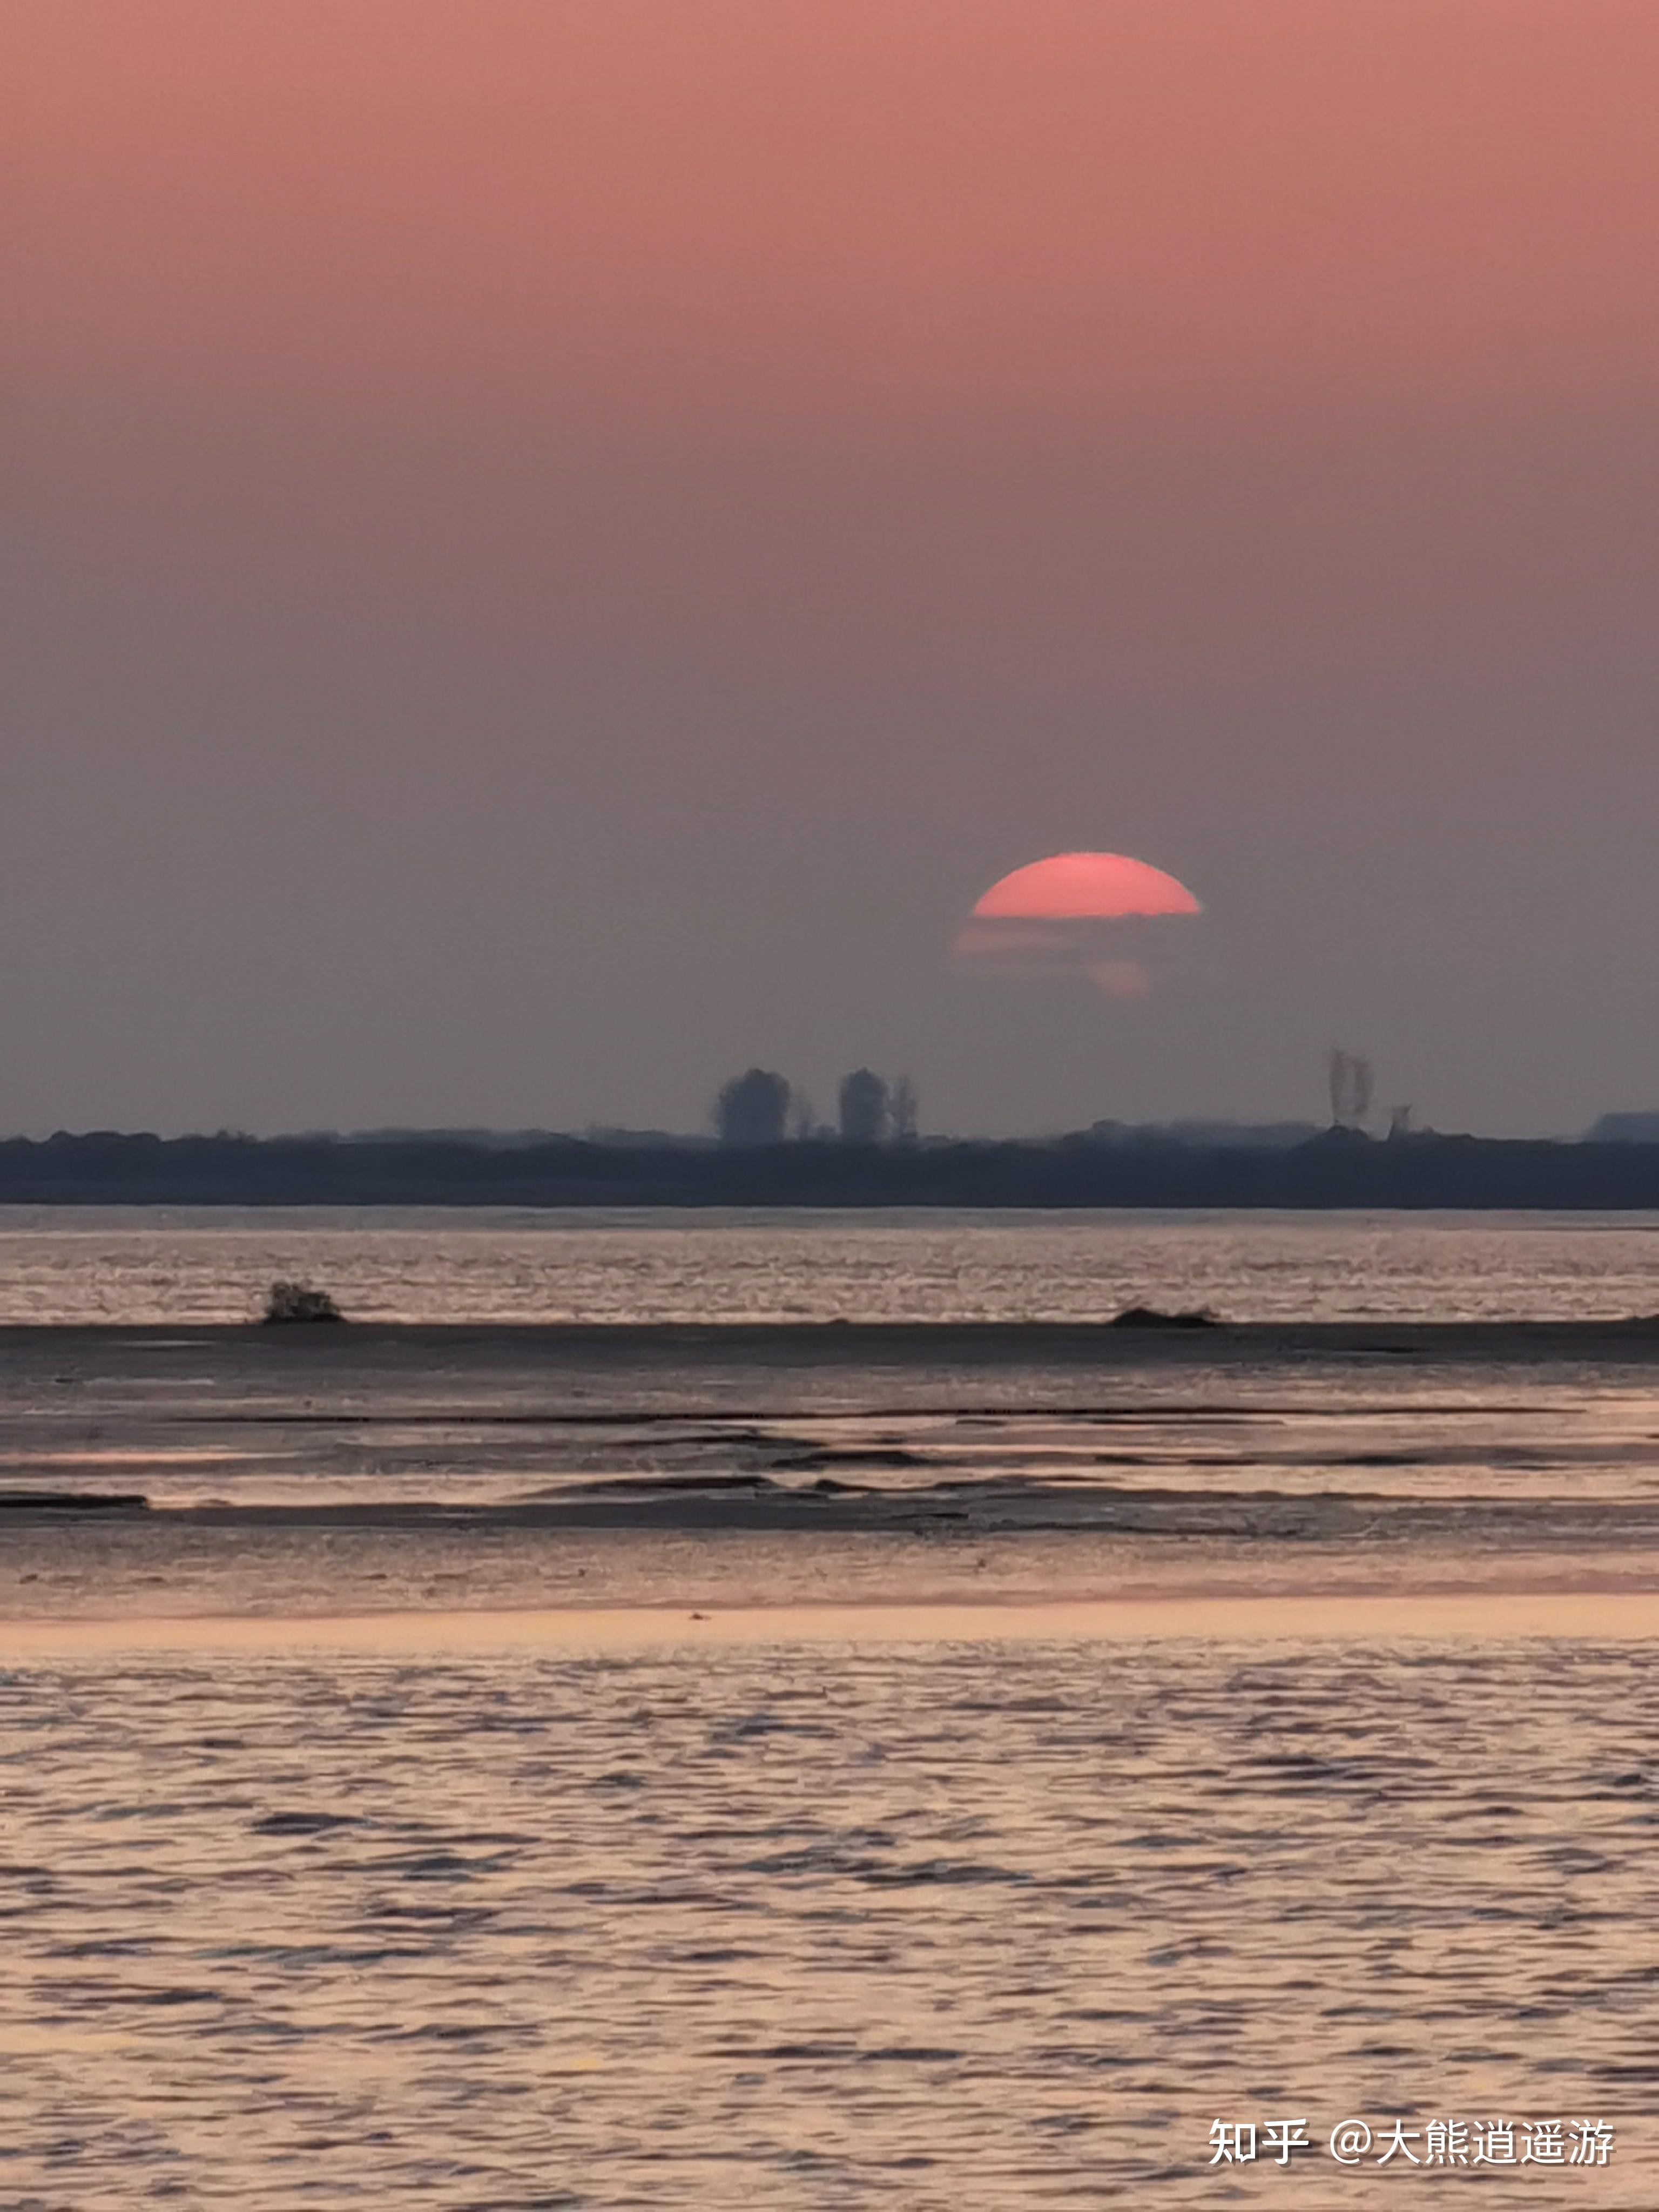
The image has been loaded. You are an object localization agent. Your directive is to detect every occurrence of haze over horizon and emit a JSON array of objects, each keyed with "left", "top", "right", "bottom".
[{"left": 10, "top": 2, "right": 1659, "bottom": 1141}]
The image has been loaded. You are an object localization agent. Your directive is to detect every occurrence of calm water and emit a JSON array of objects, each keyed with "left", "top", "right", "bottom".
[
  {"left": 3, "top": 1204, "right": 1659, "bottom": 1324},
  {"left": 4, "top": 1635, "right": 1654, "bottom": 2208}
]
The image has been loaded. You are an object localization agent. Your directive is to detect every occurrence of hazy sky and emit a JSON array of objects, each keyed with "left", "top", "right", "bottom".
[{"left": 10, "top": 0, "right": 1659, "bottom": 1136}]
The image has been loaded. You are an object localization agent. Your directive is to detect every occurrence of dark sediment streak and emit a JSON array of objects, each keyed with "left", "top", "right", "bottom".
[
  {"left": 6, "top": 1318, "right": 1659, "bottom": 1369},
  {"left": 0, "top": 1489, "right": 150, "bottom": 1512},
  {"left": 6, "top": 1481, "right": 1657, "bottom": 1551}
]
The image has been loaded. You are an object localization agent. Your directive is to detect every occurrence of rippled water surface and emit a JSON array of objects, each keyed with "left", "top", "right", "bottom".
[
  {"left": 5, "top": 1205, "right": 1659, "bottom": 1324},
  {"left": 4, "top": 1636, "right": 1654, "bottom": 2208}
]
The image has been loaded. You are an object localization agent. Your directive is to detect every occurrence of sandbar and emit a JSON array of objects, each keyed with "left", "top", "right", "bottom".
[{"left": 3, "top": 1584, "right": 1657, "bottom": 1662}]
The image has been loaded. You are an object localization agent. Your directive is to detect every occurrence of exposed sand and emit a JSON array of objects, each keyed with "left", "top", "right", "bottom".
[{"left": 4, "top": 1584, "right": 1657, "bottom": 1661}]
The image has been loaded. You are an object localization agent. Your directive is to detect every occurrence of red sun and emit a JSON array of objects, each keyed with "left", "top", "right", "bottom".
[{"left": 973, "top": 851, "right": 1201, "bottom": 920}]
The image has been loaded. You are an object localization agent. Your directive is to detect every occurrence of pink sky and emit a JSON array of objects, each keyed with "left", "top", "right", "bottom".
[
  {"left": 8, "top": 3, "right": 1659, "bottom": 1133},
  {"left": 15, "top": 1, "right": 1659, "bottom": 429}
]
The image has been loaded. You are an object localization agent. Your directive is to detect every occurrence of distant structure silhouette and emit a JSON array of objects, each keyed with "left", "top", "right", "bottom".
[
  {"left": 837, "top": 1069, "right": 890, "bottom": 1145},
  {"left": 889, "top": 1075, "right": 919, "bottom": 1145},
  {"left": 1327, "top": 1048, "right": 1375, "bottom": 1131},
  {"left": 1588, "top": 1112, "right": 1659, "bottom": 1143},
  {"left": 714, "top": 1068, "right": 792, "bottom": 1145}
]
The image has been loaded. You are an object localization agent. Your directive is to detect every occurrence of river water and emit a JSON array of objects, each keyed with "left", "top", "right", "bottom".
[
  {"left": 2, "top": 1210, "right": 1656, "bottom": 2206},
  {"left": 5, "top": 1631, "right": 1654, "bottom": 2209},
  {"left": 2, "top": 1203, "right": 1658, "bottom": 1324}
]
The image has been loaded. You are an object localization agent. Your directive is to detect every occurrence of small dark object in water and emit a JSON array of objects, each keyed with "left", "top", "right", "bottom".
[
  {"left": 262, "top": 1279, "right": 346, "bottom": 1325},
  {"left": 1110, "top": 1304, "right": 1220, "bottom": 1330}
]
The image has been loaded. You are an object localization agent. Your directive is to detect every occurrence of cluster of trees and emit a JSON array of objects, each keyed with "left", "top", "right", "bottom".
[{"left": 714, "top": 1067, "right": 919, "bottom": 1147}]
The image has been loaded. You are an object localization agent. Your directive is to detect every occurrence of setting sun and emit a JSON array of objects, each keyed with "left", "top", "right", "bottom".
[{"left": 973, "top": 851, "right": 1202, "bottom": 919}]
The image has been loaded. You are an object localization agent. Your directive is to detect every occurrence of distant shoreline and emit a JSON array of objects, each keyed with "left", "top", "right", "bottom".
[{"left": 10, "top": 1129, "right": 1659, "bottom": 1208}]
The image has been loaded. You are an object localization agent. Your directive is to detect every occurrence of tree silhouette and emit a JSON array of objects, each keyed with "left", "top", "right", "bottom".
[
  {"left": 837, "top": 1068, "right": 890, "bottom": 1145},
  {"left": 714, "top": 1067, "right": 792, "bottom": 1145}
]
